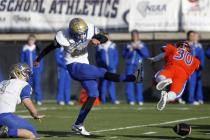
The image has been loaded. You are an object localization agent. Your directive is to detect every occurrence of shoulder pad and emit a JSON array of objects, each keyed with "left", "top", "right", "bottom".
[{"left": 55, "top": 29, "right": 75, "bottom": 47}]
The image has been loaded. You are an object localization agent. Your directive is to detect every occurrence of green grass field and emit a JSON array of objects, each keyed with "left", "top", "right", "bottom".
[{"left": 11, "top": 102, "right": 210, "bottom": 140}]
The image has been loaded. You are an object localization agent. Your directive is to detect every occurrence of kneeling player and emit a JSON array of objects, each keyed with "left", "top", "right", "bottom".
[
  {"left": 149, "top": 41, "right": 200, "bottom": 110},
  {"left": 0, "top": 63, "right": 44, "bottom": 139}
]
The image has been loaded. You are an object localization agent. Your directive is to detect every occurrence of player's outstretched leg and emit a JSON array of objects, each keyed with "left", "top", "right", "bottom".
[{"left": 67, "top": 63, "right": 142, "bottom": 83}]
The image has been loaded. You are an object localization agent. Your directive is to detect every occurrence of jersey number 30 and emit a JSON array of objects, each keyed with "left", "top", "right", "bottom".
[{"left": 174, "top": 49, "right": 192, "bottom": 65}]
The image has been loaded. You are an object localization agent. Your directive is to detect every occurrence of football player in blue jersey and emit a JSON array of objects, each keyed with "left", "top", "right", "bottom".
[{"left": 0, "top": 63, "right": 44, "bottom": 139}]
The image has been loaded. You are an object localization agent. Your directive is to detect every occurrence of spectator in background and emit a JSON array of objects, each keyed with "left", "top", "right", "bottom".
[
  {"left": 96, "top": 32, "right": 120, "bottom": 104},
  {"left": 187, "top": 31, "right": 205, "bottom": 105},
  {"left": 122, "top": 30, "right": 149, "bottom": 105},
  {"left": 55, "top": 47, "right": 73, "bottom": 105},
  {"left": 20, "top": 34, "right": 43, "bottom": 105}
]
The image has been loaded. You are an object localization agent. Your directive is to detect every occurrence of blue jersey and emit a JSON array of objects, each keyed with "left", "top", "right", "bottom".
[
  {"left": 96, "top": 41, "right": 118, "bottom": 71},
  {"left": 190, "top": 42, "right": 205, "bottom": 69},
  {"left": 123, "top": 41, "right": 149, "bottom": 65}
]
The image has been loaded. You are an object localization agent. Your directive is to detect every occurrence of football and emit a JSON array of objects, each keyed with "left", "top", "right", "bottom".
[{"left": 173, "top": 123, "right": 192, "bottom": 136}]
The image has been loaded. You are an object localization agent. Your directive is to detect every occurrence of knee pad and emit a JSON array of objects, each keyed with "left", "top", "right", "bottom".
[{"left": 167, "top": 91, "right": 177, "bottom": 101}]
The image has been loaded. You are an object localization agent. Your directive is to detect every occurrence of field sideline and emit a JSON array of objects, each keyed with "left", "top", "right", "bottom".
[{"left": 10, "top": 102, "right": 210, "bottom": 140}]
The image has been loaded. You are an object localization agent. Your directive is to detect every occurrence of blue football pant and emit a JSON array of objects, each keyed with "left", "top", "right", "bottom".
[
  {"left": 67, "top": 63, "right": 106, "bottom": 97},
  {"left": 0, "top": 113, "right": 38, "bottom": 138},
  {"left": 125, "top": 64, "right": 143, "bottom": 103},
  {"left": 56, "top": 68, "right": 71, "bottom": 103}
]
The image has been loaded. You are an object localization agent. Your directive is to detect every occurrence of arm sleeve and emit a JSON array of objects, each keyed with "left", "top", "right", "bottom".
[
  {"left": 20, "top": 85, "right": 32, "bottom": 101},
  {"left": 136, "top": 43, "right": 150, "bottom": 58},
  {"left": 36, "top": 41, "right": 60, "bottom": 62},
  {"left": 151, "top": 53, "right": 164, "bottom": 62},
  {"left": 122, "top": 45, "right": 132, "bottom": 58},
  {"left": 198, "top": 47, "right": 205, "bottom": 69}
]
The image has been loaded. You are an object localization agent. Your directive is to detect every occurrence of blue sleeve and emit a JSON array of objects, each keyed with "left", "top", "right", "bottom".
[
  {"left": 122, "top": 45, "right": 132, "bottom": 58},
  {"left": 198, "top": 47, "right": 205, "bottom": 69},
  {"left": 136, "top": 43, "right": 150, "bottom": 58},
  {"left": 20, "top": 85, "right": 32, "bottom": 101},
  {"left": 55, "top": 48, "right": 66, "bottom": 69}
]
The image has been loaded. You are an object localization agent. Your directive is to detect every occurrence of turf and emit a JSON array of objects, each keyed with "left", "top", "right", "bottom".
[{"left": 9, "top": 102, "right": 210, "bottom": 140}]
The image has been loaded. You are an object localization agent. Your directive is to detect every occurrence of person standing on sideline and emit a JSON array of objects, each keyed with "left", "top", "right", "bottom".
[
  {"left": 187, "top": 31, "right": 205, "bottom": 105},
  {"left": 20, "top": 34, "right": 43, "bottom": 105},
  {"left": 96, "top": 32, "right": 120, "bottom": 104},
  {"left": 122, "top": 30, "right": 150, "bottom": 105},
  {"left": 55, "top": 47, "right": 73, "bottom": 105}
]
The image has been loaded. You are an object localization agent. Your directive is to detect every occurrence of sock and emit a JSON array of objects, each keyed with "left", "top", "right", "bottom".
[
  {"left": 75, "top": 97, "right": 96, "bottom": 125},
  {"left": 167, "top": 91, "right": 177, "bottom": 101},
  {"left": 104, "top": 72, "right": 136, "bottom": 82}
]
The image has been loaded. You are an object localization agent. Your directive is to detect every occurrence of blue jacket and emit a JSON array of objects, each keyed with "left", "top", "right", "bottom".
[
  {"left": 190, "top": 43, "right": 205, "bottom": 70},
  {"left": 123, "top": 41, "right": 149, "bottom": 65},
  {"left": 20, "top": 44, "right": 43, "bottom": 73},
  {"left": 96, "top": 41, "right": 118, "bottom": 71},
  {"left": 55, "top": 47, "right": 67, "bottom": 69}
]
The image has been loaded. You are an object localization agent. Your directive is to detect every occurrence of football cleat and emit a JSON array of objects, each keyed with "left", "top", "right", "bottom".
[
  {"left": 156, "top": 78, "right": 172, "bottom": 91},
  {"left": 0, "top": 125, "right": 8, "bottom": 138},
  {"left": 72, "top": 124, "right": 91, "bottom": 136},
  {"left": 157, "top": 91, "right": 168, "bottom": 111}
]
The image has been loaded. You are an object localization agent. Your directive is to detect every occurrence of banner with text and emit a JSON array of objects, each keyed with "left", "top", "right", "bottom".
[
  {"left": 129, "top": 0, "right": 180, "bottom": 31},
  {"left": 181, "top": 0, "right": 210, "bottom": 31},
  {"left": 0, "top": 0, "right": 130, "bottom": 32}
]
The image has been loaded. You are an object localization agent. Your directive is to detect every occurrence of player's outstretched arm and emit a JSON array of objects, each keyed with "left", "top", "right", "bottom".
[
  {"left": 34, "top": 42, "right": 59, "bottom": 66},
  {"left": 22, "top": 98, "right": 44, "bottom": 120},
  {"left": 148, "top": 53, "right": 164, "bottom": 63}
]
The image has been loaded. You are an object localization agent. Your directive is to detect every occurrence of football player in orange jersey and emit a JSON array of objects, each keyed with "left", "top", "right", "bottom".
[{"left": 149, "top": 41, "right": 200, "bottom": 110}]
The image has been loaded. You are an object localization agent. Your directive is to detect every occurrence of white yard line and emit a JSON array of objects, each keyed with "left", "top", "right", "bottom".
[
  {"left": 91, "top": 116, "right": 210, "bottom": 133},
  {"left": 142, "top": 131, "right": 157, "bottom": 135}
]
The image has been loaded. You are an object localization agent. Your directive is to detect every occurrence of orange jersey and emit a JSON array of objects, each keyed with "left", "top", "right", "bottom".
[{"left": 162, "top": 44, "right": 200, "bottom": 78}]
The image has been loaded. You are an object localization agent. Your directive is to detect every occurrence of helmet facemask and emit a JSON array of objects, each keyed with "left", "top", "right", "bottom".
[{"left": 176, "top": 41, "right": 191, "bottom": 52}]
